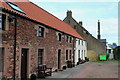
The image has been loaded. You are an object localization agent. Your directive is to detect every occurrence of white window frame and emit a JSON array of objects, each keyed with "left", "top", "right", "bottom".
[{"left": 57, "top": 33, "right": 62, "bottom": 41}]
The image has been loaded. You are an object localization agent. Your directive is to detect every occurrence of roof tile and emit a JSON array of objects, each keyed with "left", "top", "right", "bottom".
[{"left": 0, "top": 0, "right": 84, "bottom": 40}]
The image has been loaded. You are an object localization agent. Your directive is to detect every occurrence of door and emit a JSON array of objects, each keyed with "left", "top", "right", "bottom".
[
  {"left": 21, "top": 48, "right": 28, "bottom": 79},
  {"left": 38, "top": 49, "right": 44, "bottom": 65},
  {"left": 73, "top": 50, "right": 75, "bottom": 63},
  {"left": 0, "top": 47, "right": 4, "bottom": 78},
  {"left": 58, "top": 49, "right": 61, "bottom": 69}
]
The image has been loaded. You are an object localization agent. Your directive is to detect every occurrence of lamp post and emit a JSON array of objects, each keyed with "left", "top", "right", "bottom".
[{"left": 9, "top": 15, "right": 17, "bottom": 80}]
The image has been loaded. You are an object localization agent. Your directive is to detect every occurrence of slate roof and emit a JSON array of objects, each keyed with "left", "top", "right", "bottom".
[{"left": 0, "top": 0, "right": 84, "bottom": 40}]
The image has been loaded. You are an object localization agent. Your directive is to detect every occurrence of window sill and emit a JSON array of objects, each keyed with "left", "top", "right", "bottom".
[
  {"left": 38, "top": 36, "right": 45, "bottom": 38},
  {"left": 57, "top": 40, "right": 62, "bottom": 42},
  {"left": 66, "top": 42, "right": 72, "bottom": 44}
]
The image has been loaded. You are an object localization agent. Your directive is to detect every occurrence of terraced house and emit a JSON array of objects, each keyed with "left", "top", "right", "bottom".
[{"left": 0, "top": 0, "right": 85, "bottom": 79}]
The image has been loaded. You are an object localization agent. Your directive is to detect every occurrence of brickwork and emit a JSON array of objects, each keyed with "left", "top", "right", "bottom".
[{"left": 1, "top": 14, "right": 76, "bottom": 78}]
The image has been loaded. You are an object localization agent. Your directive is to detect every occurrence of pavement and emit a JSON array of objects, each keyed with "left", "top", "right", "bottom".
[{"left": 38, "top": 61, "right": 119, "bottom": 79}]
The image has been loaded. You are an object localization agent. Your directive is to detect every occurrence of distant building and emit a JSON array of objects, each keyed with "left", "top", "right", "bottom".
[
  {"left": 113, "top": 46, "right": 120, "bottom": 60},
  {"left": 63, "top": 10, "right": 107, "bottom": 60},
  {"left": 107, "top": 44, "right": 114, "bottom": 60}
]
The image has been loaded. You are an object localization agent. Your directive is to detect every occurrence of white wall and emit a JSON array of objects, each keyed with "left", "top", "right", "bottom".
[
  {"left": 75, "top": 38, "right": 87, "bottom": 65},
  {"left": 107, "top": 46, "right": 114, "bottom": 59}
]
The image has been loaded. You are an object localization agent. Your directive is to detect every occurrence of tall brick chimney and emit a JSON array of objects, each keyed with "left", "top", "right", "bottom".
[
  {"left": 97, "top": 20, "right": 101, "bottom": 40},
  {"left": 67, "top": 10, "right": 72, "bottom": 18}
]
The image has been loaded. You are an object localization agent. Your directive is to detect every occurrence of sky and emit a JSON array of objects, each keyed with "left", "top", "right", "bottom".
[{"left": 29, "top": 0, "right": 118, "bottom": 45}]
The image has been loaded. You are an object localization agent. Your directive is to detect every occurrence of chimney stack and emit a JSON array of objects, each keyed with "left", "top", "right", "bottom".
[
  {"left": 79, "top": 21, "right": 83, "bottom": 26},
  {"left": 97, "top": 20, "right": 101, "bottom": 40},
  {"left": 67, "top": 10, "right": 72, "bottom": 18}
]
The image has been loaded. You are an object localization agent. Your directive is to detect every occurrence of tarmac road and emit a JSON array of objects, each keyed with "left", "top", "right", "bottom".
[{"left": 45, "top": 61, "right": 118, "bottom": 79}]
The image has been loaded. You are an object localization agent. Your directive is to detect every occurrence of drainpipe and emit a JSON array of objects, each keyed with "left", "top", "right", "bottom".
[{"left": 14, "top": 15, "right": 17, "bottom": 80}]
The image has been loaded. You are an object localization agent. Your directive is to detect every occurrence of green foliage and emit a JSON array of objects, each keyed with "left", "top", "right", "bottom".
[
  {"left": 113, "top": 46, "right": 120, "bottom": 60},
  {"left": 108, "top": 43, "right": 117, "bottom": 49},
  {"left": 87, "top": 50, "right": 99, "bottom": 61}
]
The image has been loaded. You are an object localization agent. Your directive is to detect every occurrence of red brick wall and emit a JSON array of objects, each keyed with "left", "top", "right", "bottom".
[{"left": 2, "top": 15, "right": 76, "bottom": 78}]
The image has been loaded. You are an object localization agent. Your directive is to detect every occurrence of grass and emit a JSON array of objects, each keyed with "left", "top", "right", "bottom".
[{"left": 91, "top": 60, "right": 119, "bottom": 63}]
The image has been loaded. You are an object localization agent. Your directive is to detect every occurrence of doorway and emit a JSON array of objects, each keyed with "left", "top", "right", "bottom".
[
  {"left": 73, "top": 50, "right": 75, "bottom": 63},
  {"left": 0, "top": 47, "right": 4, "bottom": 78},
  {"left": 58, "top": 49, "right": 61, "bottom": 69},
  {"left": 21, "top": 48, "right": 28, "bottom": 79},
  {"left": 38, "top": 49, "right": 44, "bottom": 65}
]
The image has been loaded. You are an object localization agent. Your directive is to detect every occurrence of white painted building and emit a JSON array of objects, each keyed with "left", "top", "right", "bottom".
[
  {"left": 74, "top": 38, "right": 87, "bottom": 65},
  {"left": 107, "top": 45, "right": 114, "bottom": 60}
]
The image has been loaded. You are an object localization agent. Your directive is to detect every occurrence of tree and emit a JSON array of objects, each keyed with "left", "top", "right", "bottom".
[
  {"left": 113, "top": 46, "right": 120, "bottom": 60},
  {"left": 108, "top": 43, "right": 117, "bottom": 49}
]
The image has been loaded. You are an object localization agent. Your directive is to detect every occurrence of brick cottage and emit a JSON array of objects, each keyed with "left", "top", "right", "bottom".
[{"left": 0, "top": 0, "right": 85, "bottom": 79}]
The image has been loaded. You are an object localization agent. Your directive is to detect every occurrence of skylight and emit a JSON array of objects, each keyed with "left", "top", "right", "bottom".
[{"left": 6, "top": 0, "right": 25, "bottom": 14}]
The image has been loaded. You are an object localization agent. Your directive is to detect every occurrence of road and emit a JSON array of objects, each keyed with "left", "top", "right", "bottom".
[{"left": 45, "top": 61, "right": 119, "bottom": 79}]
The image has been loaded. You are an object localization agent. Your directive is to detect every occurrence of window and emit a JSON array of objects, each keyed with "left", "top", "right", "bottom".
[
  {"left": 6, "top": 1, "right": 25, "bottom": 14},
  {"left": 38, "top": 49, "right": 44, "bottom": 65},
  {"left": 69, "top": 37, "right": 72, "bottom": 43},
  {"left": 0, "top": 47, "right": 4, "bottom": 72},
  {"left": 74, "top": 25, "right": 76, "bottom": 29},
  {"left": 58, "top": 33, "right": 62, "bottom": 41},
  {"left": 0, "top": 14, "right": 6, "bottom": 30},
  {"left": 69, "top": 50, "right": 72, "bottom": 59},
  {"left": 66, "top": 36, "right": 69, "bottom": 42},
  {"left": 82, "top": 40, "right": 83, "bottom": 46},
  {"left": 66, "top": 50, "right": 68, "bottom": 60},
  {"left": 38, "top": 27, "right": 44, "bottom": 37},
  {"left": 78, "top": 50, "right": 80, "bottom": 58},
  {"left": 83, "top": 30, "right": 86, "bottom": 33},
  {"left": 78, "top": 40, "right": 80, "bottom": 45}
]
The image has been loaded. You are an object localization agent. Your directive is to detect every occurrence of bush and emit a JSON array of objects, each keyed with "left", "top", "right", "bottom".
[{"left": 87, "top": 50, "right": 99, "bottom": 61}]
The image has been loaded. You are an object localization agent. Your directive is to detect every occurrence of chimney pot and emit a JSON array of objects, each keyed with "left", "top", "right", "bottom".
[{"left": 67, "top": 10, "right": 72, "bottom": 18}]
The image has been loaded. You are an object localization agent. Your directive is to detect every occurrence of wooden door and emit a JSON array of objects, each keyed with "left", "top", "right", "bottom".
[
  {"left": 58, "top": 50, "right": 61, "bottom": 69},
  {"left": 21, "top": 48, "right": 28, "bottom": 79},
  {"left": 0, "top": 47, "right": 4, "bottom": 78}
]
